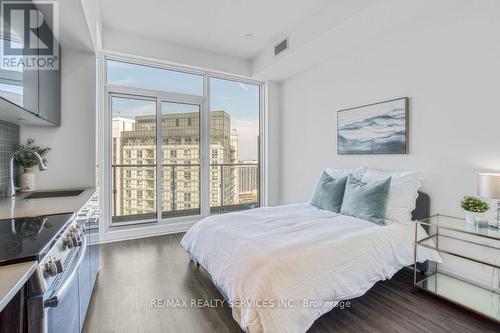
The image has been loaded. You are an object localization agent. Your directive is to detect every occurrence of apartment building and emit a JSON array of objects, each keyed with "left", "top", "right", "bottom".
[{"left": 112, "top": 110, "right": 247, "bottom": 220}]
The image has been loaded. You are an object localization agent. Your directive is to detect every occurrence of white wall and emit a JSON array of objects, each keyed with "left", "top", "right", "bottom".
[
  {"left": 275, "top": 0, "right": 500, "bottom": 290},
  {"left": 265, "top": 81, "right": 282, "bottom": 206},
  {"left": 20, "top": 50, "right": 96, "bottom": 189},
  {"left": 252, "top": 0, "right": 374, "bottom": 81},
  {"left": 102, "top": 28, "right": 252, "bottom": 77},
  {"left": 277, "top": 0, "right": 500, "bottom": 218},
  {"left": 80, "top": 0, "right": 103, "bottom": 51}
]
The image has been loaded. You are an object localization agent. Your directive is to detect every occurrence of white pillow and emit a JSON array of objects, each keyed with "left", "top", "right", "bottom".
[
  {"left": 361, "top": 168, "right": 425, "bottom": 224},
  {"left": 325, "top": 167, "right": 365, "bottom": 180}
]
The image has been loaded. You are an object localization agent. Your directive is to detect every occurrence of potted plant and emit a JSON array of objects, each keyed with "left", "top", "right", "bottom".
[
  {"left": 461, "top": 196, "right": 489, "bottom": 225},
  {"left": 14, "top": 138, "right": 50, "bottom": 192}
]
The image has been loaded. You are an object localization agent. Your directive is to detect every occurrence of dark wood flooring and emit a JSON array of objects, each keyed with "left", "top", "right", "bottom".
[{"left": 83, "top": 233, "right": 499, "bottom": 333}]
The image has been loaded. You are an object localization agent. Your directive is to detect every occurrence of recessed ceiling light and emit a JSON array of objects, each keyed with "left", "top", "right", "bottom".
[{"left": 245, "top": 34, "right": 253, "bottom": 39}]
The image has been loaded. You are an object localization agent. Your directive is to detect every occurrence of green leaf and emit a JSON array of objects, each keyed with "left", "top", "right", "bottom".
[
  {"left": 460, "top": 196, "right": 490, "bottom": 213},
  {"left": 13, "top": 138, "right": 51, "bottom": 169}
]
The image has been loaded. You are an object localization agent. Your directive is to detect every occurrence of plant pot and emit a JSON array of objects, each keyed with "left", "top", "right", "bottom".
[
  {"left": 18, "top": 167, "right": 36, "bottom": 192},
  {"left": 464, "top": 210, "right": 486, "bottom": 225},
  {"left": 475, "top": 213, "right": 489, "bottom": 227}
]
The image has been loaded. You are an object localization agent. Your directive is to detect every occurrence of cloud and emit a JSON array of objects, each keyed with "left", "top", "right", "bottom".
[
  {"left": 237, "top": 82, "right": 249, "bottom": 92},
  {"left": 112, "top": 98, "right": 155, "bottom": 119}
]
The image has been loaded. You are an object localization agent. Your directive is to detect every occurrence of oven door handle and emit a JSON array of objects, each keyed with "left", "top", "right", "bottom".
[{"left": 44, "top": 237, "right": 87, "bottom": 308}]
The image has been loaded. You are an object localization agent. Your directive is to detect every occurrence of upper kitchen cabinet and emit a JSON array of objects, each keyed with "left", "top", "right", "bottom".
[
  {"left": 0, "top": 0, "right": 61, "bottom": 126},
  {"left": 37, "top": 27, "right": 61, "bottom": 125}
]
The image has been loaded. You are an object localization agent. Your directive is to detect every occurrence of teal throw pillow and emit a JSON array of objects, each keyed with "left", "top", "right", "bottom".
[
  {"left": 311, "top": 172, "right": 348, "bottom": 213},
  {"left": 340, "top": 175, "right": 392, "bottom": 225}
]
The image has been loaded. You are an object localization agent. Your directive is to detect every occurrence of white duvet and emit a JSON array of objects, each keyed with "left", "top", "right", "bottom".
[{"left": 181, "top": 203, "right": 441, "bottom": 333}]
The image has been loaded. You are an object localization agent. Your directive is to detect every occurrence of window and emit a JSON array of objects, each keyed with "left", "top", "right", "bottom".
[
  {"left": 106, "top": 59, "right": 203, "bottom": 96},
  {"left": 209, "top": 77, "right": 260, "bottom": 213},
  {"left": 162, "top": 101, "right": 200, "bottom": 218},
  {"left": 106, "top": 58, "right": 262, "bottom": 226},
  {"left": 111, "top": 96, "right": 157, "bottom": 223}
]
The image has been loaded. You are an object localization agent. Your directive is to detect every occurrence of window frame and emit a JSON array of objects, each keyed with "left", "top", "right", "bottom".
[{"left": 100, "top": 54, "right": 266, "bottom": 231}]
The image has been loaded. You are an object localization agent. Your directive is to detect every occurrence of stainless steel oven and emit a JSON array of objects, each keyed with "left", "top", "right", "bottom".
[
  {"left": 24, "top": 215, "right": 85, "bottom": 333},
  {"left": 44, "top": 236, "right": 88, "bottom": 333},
  {"left": 25, "top": 193, "right": 100, "bottom": 333}
]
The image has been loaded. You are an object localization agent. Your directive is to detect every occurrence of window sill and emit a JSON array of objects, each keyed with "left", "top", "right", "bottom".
[{"left": 101, "top": 217, "right": 200, "bottom": 243}]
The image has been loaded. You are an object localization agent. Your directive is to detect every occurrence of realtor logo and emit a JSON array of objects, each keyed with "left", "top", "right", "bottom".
[{"left": 1, "top": 1, "right": 59, "bottom": 70}]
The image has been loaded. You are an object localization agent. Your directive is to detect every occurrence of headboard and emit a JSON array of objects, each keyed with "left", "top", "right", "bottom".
[
  {"left": 411, "top": 191, "right": 430, "bottom": 274},
  {"left": 411, "top": 191, "right": 430, "bottom": 221}
]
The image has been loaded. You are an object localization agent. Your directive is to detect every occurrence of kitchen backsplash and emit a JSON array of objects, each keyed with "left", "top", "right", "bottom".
[{"left": 0, "top": 120, "right": 19, "bottom": 197}]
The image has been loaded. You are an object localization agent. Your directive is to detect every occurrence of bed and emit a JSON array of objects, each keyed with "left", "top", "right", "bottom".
[{"left": 181, "top": 192, "right": 440, "bottom": 333}]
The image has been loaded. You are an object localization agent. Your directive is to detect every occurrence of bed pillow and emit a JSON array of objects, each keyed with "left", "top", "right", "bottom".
[
  {"left": 340, "top": 175, "right": 392, "bottom": 225},
  {"left": 311, "top": 172, "right": 348, "bottom": 213},
  {"left": 361, "top": 169, "right": 425, "bottom": 224},
  {"left": 325, "top": 167, "right": 365, "bottom": 180}
]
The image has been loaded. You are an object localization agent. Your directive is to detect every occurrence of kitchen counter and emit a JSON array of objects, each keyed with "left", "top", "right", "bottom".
[
  {"left": 0, "top": 187, "right": 97, "bottom": 219},
  {"left": 0, "top": 261, "right": 37, "bottom": 312}
]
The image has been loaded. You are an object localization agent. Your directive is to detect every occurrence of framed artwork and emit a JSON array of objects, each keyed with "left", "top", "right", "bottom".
[{"left": 337, "top": 97, "right": 409, "bottom": 155}]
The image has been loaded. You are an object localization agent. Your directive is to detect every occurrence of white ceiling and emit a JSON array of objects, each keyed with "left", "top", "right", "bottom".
[{"left": 99, "top": 0, "right": 333, "bottom": 59}]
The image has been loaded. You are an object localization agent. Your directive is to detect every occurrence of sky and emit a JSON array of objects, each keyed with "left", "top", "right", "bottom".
[{"left": 108, "top": 60, "right": 259, "bottom": 161}]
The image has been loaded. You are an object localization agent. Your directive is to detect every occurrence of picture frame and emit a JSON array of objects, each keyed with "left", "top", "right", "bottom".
[{"left": 337, "top": 97, "right": 409, "bottom": 155}]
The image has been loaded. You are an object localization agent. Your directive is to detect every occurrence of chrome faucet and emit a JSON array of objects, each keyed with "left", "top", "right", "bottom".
[{"left": 8, "top": 149, "right": 47, "bottom": 198}]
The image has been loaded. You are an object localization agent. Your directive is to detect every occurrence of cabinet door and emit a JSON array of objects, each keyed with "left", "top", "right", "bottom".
[
  {"left": 38, "top": 52, "right": 60, "bottom": 125},
  {"left": 22, "top": 68, "right": 39, "bottom": 115},
  {"left": 0, "top": 1, "right": 38, "bottom": 115},
  {"left": 37, "top": 28, "right": 61, "bottom": 125},
  {"left": 90, "top": 242, "right": 100, "bottom": 290}
]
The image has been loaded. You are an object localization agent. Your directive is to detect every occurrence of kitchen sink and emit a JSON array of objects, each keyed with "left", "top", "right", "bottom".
[{"left": 24, "top": 189, "right": 85, "bottom": 199}]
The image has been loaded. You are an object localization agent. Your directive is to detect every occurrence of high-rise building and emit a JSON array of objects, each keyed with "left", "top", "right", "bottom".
[
  {"left": 112, "top": 111, "right": 245, "bottom": 219},
  {"left": 111, "top": 117, "right": 135, "bottom": 217},
  {"left": 239, "top": 161, "right": 258, "bottom": 203}
]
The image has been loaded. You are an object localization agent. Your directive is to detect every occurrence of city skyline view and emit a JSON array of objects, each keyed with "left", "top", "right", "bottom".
[
  {"left": 111, "top": 104, "right": 259, "bottom": 221},
  {"left": 107, "top": 60, "right": 260, "bottom": 223},
  {"left": 108, "top": 60, "right": 260, "bottom": 161}
]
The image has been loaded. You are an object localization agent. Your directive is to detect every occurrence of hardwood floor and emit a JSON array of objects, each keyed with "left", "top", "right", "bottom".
[{"left": 83, "top": 233, "right": 499, "bottom": 333}]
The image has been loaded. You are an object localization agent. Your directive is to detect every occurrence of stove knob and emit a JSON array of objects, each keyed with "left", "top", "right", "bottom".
[
  {"left": 44, "top": 260, "right": 63, "bottom": 277},
  {"left": 74, "top": 234, "right": 83, "bottom": 246},
  {"left": 63, "top": 234, "right": 78, "bottom": 249}
]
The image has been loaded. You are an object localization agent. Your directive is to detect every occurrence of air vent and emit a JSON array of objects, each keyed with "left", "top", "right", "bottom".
[{"left": 274, "top": 38, "right": 288, "bottom": 56}]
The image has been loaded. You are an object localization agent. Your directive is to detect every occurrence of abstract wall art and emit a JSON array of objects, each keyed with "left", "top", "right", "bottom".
[{"left": 337, "top": 97, "right": 409, "bottom": 155}]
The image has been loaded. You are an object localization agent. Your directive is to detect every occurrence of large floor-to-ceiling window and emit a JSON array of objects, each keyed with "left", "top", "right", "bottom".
[
  {"left": 209, "top": 77, "right": 260, "bottom": 213},
  {"left": 104, "top": 57, "right": 263, "bottom": 226}
]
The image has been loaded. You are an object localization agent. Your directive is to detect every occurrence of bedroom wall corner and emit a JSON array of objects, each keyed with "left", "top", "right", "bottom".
[
  {"left": 278, "top": 0, "right": 500, "bottom": 216},
  {"left": 276, "top": 0, "right": 500, "bottom": 288},
  {"left": 266, "top": 81, "right": 282, "bottom": 206}
]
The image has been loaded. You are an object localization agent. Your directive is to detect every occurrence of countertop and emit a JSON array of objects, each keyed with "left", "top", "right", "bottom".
[
  {"left": 0, "top": 187, "right": 97, "bottom": 219},
  {"left": 0, "top": 261, "right": 37, "bottom": 312}
]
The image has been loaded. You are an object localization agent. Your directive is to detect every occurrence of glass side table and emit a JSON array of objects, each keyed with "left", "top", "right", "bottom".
[{"left": 414, "top": 214, "right": 500, "bottom": 323}]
